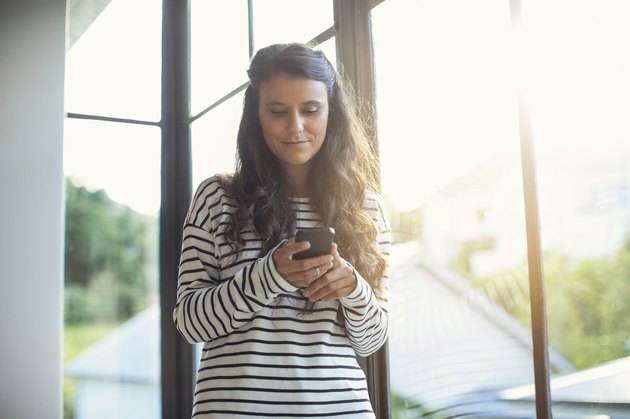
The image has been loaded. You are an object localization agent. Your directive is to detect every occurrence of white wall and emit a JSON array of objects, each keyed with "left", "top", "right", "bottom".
[{"left": 0, "top": 0, "right": 66, "bottom": 418}]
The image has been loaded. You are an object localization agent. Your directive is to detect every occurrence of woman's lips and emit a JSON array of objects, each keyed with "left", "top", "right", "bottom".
[{"left": 283, "top": 140, "right": 310, "bottom": 146}]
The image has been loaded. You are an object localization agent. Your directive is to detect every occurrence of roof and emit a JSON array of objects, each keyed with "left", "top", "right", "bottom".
[
  {"left": 388, "top": 242, "right": 574, "bottom": 414},
  {"left": 65, "top": 304, "right": 159, "bottom": 384},
  {"left": 502, "top": 356, "right": 630, "bottom": 404}
]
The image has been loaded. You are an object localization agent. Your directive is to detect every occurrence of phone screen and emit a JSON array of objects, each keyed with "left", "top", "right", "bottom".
[{"left": 293, "top": 227, "right": 335, "bottom": 260}]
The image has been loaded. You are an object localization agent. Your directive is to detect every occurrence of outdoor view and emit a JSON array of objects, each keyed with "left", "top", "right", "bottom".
[
  {"left": 63, "top": 0, "right": 630, "bottom": 418},
  {"left": 373, "top": 0, "right": 630, "bottom": 417},
  {"left": 63, "top": 0, "right": 162, "bottom": 418}
]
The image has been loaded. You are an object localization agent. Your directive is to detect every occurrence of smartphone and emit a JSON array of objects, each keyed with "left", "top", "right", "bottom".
[{"left": 293, "top": 227, "right": 335, "bottom": 260}]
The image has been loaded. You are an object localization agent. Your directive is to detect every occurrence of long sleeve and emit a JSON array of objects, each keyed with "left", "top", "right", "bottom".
[
  {"left": 179, "top": 178, "right": 385, "bottom": 418},
  {"left": 338, "top": 194, "right": 391, "bottom": 357},
  {"left": 173, "top": 180, "right": 299, "bottom": 344}
]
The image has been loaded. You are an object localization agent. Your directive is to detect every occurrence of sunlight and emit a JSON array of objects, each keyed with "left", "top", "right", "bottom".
[
  {"left": 374, "top": 0, "right": 630, "bottom": 212},
  {"left": 63, "top": 0, "right": 630, "bottom": 218},
  {"left": 64, "top": 119, "right": 161, "bottom": 215}
]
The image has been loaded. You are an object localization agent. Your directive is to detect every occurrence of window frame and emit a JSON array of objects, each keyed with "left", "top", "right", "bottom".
[
  {"left": 158, "top": 1, "right": 554, "bottom": 418},
  {"left": 158, "top": 1, "right": 395, "bottom": 417},
  {"left": 333, "top": 1, "right": 390, "bottom": 417},
  {"left": 160, "top": 1, "right": 194, "bottom": 418},
  {"left": 510, "top": 1, "right": 552, "bottom": 417},
  {"left": 65, "top": 0, "right": 555, "bottom": 418}
]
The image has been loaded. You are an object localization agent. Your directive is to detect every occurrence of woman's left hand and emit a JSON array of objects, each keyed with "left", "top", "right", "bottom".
[{"left": 302, "top": 243, "right": 357, "bottom": 302}]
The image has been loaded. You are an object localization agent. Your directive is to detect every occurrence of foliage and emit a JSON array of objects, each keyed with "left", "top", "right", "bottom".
[
  {"left": 391, "top": 391, "right": 428, "bottom": 418},
  {"left": 64, "top": 322, "right": 120, "bottom": 363},
  {"left": 64, "top": 177, "right": 157, "bottom": 324},
  {"left": 63, "top": 380, "right": 76, "bottom": 419},
  {"left": 543, "top": 240, "right": 630, "bottom": 369},
  {"left": 472, "top": 236, "right": 630, "bottom": 371}
]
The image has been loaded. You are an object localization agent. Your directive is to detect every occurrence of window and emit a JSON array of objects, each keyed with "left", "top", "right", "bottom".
[
  {"left": 372, "top": 0, "right": 630, "bottom": 417},
  {"left": 63, "top": 1, "right": 162, "bottom": 418},
  {"left": 522, "top": 1, "right": 630, "bottom": 416},
  {"left": 189, "top": 0, "right": 335, "bottom": 189},
  {"left": 372, "top": 1, "right": 536, "bottom": 416},
  {"left": 63, "top": 1, "right": 630, "bottom": 418},
  {"left": 62, "top": 1, "right": 343, "bottom": 417},
  {"left": 188, "top": 0, "right": 337, "bottom": 372}
]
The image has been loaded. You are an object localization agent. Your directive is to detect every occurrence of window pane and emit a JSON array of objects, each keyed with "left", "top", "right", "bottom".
[
  {"left": 314, "top": 36, "right": 337, "bottom": 72},
  {"left": 373, "top": 1, "right": 545, "bottom": 417},
  {"left": 190, "top": 37, "right": 333, "bottom": 191},
  {"left": 191, "top": 0, "right": 250, "bottom": 116},
  {"left": 65, "top": 0, "right": 162, "bottom": 121},
  {"left": 252, "top": 0, "right": 333, "bottom": 49},
  {"left": 520, "top": 1, "right": 630, "bottom": 416},
  {"left": 63, "top": 119, "right": 161, "bottom": 419},
  {"left": 191, "top": 91, "right": 244, "bottom": 189}
]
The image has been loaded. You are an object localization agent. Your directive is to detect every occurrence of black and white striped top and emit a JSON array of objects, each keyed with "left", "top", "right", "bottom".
[{"left": 173, "top": 176, "right": 390, "bottom": 418}]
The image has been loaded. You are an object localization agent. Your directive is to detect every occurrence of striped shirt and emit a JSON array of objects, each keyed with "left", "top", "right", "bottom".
[{"left": 173, "top": 176, "right": 391, "bottom": 418}]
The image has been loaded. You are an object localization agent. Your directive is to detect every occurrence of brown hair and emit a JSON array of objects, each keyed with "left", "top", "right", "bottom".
[{"left": 221, "top": 43, "right": 387, "bottom": 293}]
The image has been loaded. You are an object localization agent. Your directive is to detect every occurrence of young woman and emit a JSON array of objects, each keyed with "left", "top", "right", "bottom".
[{"left": 174, "top": 43, "right": 390, "bottom": 418}]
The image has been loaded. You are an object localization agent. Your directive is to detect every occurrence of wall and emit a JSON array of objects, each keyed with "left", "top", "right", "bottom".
[{"left": 0, "top": 0, "right": 66, "bottom": 418}]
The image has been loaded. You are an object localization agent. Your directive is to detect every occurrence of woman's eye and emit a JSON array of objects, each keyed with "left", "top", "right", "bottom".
[
  {"left": 269, "top": 110, "right": 285, "bottom": 116},
  {"left": 303, "top": 108, "right": 319, "bottom": 115}
]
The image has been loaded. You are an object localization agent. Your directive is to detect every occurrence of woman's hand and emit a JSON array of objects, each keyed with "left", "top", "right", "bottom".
[
  {"left": 302, "top": 243, "right": 357, "bottom": 302},
  {"left": 273, "top": 237, "right": 334, "bottom": 289}
]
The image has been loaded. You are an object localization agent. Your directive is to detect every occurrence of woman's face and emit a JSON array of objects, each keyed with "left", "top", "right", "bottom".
[{"left": 258, "top": 72, "right": 329, "bottom": 176}]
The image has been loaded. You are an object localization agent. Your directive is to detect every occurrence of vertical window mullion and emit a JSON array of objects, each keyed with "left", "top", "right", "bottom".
[
  {"left": 333, "top": 1, "right": 390, "bottom": 418},
  {"left": 160, "top": 1, "right": 194, "bottom": 419},
  {"left": 333, "top": 0, "right": 378, "bottom": 155},
  {"left": 247, "top": 0, "right": 254, "bottom": 58},
  {"left": 510, "top": 1, "right": 553, "bottom": 417}
]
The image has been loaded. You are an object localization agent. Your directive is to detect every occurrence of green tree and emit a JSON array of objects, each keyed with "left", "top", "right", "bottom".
[
  {"left": 64, "top": 178, "right": 156, "bottom": 324},
  {"left": 544, "top": 238, "right": 630, "bottom": 369},
  {"left": 473, "top": 236, "right": 630, "bottom": 370}
]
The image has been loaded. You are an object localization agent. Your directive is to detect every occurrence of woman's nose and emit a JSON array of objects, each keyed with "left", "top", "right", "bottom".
[{"left": 288, "top": 113, "right": 304, "bottom": 134}]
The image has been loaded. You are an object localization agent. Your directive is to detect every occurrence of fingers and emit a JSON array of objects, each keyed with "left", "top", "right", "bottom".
[
  {"left": 272, "top": 238, "right": 334, "bottom": 288},
  {"left": 274, "top": 237, "right": 310, "bottom": 265},
  {"left": 302, "top": 262, "right": 357, "bottom": 302},
  {"left": 330, "top": 243, "right": 341, "bottom": 268},
  {"left": 282, "top": 260, "right": 334, "bottom": 288}
]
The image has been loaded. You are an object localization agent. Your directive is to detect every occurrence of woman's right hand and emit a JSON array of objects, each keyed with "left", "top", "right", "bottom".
[{"left": 272, "top": 237, "right": 334, "bottom": 288}]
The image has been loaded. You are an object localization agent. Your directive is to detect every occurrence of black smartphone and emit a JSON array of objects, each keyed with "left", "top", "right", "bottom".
[{"left": 293, "top": 227, "right": 335, "bottom": 260}]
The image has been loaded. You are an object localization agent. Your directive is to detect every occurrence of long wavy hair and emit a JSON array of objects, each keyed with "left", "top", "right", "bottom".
[{"left": 220, "top": 43, "right": 387, "bottom": 293}]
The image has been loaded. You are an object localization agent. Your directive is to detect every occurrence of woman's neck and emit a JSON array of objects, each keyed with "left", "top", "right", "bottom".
[{"left": 283, "top": 164, "right": 311, "bottom": 198}]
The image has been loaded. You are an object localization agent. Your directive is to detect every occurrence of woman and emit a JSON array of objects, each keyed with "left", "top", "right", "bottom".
[{"left": 174, "top": 43, "right": 390, "bottom": 418}]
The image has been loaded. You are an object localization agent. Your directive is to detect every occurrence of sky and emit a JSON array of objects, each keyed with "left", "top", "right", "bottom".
[{"left": 64, "top": 0, "right": 630, "bottom": 216}]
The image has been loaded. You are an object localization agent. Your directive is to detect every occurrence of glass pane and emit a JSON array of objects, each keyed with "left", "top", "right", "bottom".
[
  {"left": 191, "top": 91, "right": 244, "bottom": 189},
  {"left": 519, "top": 1, "right": 630, "bottom": 416},
  {"left": 65, "top": 0, "right": 161, "bottom": 121},
  {"left": 63, "top": 119, "right": 161, "bottom": 419},
  {"left": 252, "top": 0, "right": 333, "bottom": 50},
  {"left": 373, "top": 1, "right": 542, "bottom": 417},
  {"left": 314, "top": 36, "right": 337, "bottom": 72},
  {"left": 191, "top": 0, "right": 250, "bottom": 116}
]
